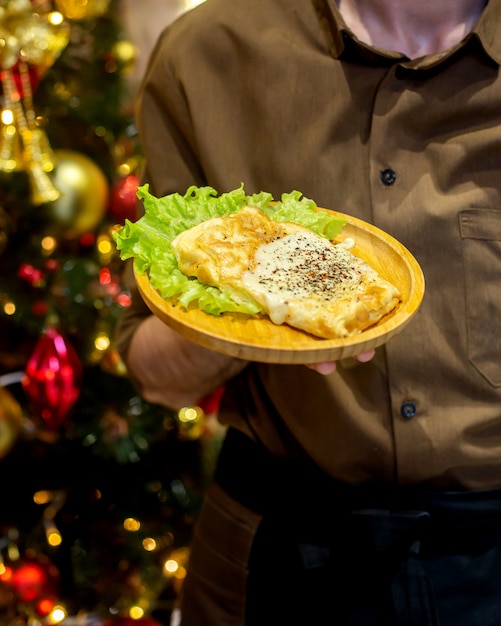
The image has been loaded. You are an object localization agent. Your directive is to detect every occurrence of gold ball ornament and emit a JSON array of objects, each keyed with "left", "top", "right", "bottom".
[
  {"left": 42, "top": 149, "right": 109, "bottom": 239},
  {"left": 0, "top": 385, "right": 23, "bottom": 458},
  {"left": 54, "top": 0, "right": 111, "bottom": 21}
]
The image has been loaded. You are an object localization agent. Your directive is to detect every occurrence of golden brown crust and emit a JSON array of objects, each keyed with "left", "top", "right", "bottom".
[{"left": 173, "top": 206, "right": 303, "bottom": 286}]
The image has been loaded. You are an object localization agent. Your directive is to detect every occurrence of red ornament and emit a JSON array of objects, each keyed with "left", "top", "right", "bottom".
[
  {"left": 18, "top": 263, "right": 45, "bottom": 287},
  {"left": 108, "top": 174, "right": 139, "bottom": 223},
  {"left": 23, "top": 326, "right": 83, "bottom": 430},
  {"left": 0, "top": 556, "right": 59, "bottom": 604}
]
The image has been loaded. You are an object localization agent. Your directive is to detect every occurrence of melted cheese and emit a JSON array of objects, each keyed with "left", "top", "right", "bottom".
[{"left": 242, "top": 232, "right": 368, "bottom": 320}]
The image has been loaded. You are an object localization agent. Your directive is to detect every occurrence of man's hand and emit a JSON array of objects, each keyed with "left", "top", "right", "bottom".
[
  {"left": 127, "top": 315, "right": 249, "bottom": 410},
  {"left": 306, "top": 349, "right": 376, "bottom": 375}
]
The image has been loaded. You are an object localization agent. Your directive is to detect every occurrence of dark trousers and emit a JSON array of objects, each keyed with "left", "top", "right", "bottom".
[{"left": 213, "top": 429, "right": 501, "bottom": 626}]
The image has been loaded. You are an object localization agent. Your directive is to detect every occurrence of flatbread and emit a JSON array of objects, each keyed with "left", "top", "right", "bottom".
[{"left": 171, "top": 206, "right": 401, "bottom": 339}]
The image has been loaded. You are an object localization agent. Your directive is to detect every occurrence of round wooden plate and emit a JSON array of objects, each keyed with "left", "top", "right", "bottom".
[{"left": 135, "top": 210, "right": 425, "bottom": 364}]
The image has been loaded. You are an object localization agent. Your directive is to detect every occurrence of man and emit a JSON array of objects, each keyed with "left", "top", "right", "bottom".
[{"left": 116, "top": 0, "right": 501, "bottom": 623}]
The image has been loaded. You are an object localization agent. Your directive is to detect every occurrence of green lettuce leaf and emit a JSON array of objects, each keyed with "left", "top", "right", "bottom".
[{"left": 113, "top": 184, "right": 346, "bottom": 316}]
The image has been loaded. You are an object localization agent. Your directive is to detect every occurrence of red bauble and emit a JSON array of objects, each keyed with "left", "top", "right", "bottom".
[
  {"left": 109, "top": 174, "right": 139, "bottom": 223},
  {"left": 22, "top": 326, "right": 83, "bottom": 430},
  {"left": 0, "top": 556, "right": 59, "bottom": 604},
  {"left": 17, "top": 263, "right": 45, "bottom": 286}
]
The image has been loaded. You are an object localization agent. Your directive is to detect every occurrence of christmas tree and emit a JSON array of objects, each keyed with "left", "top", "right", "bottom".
[{"left": 0, "top": 1, "right": 217, "bottom": 624}]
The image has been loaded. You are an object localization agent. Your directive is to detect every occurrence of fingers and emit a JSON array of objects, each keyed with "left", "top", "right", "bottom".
[
  {"left": 306, "top": 348, "right": 376, "bottom": 376},
  {"left": 355, "top": 349, "right": 376, "bottom": 362},
  {"left": 306, "top": 362, "right": 337, "bottom": 375}
]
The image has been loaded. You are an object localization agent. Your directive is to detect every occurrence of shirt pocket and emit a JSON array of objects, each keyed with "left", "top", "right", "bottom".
[{"left": 459, "top": 209, "right": 501, "bottom": 387}]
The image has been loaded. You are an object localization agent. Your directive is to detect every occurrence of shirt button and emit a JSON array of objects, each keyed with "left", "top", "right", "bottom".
[
  {"left": 400, "top": 401, "right": 417, "bottom": 419},
  {"left": 380, "top": 168, "right": 397, "bottom": 185}
]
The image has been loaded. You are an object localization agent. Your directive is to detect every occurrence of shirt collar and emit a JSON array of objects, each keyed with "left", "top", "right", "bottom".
[
  {"left": 315, "top": 0, "right": 501, "bottom": 67},
  {"left": 473, "top": 0, "right": 501, "bottom": 65}
]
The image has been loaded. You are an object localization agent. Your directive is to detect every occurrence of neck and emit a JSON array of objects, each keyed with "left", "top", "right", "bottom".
[{"left": 336, "top": 0, "right": 487, "bottom": 58}]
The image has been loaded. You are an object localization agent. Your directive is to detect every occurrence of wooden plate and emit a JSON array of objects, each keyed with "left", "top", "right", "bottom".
[{"left": 135, "top": 210, "right": 425, "bottom": 364}]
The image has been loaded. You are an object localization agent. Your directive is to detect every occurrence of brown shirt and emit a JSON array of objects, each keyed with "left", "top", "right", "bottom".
[{"left": 116, "top": 0, "right": 501, "bottom": 490}]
